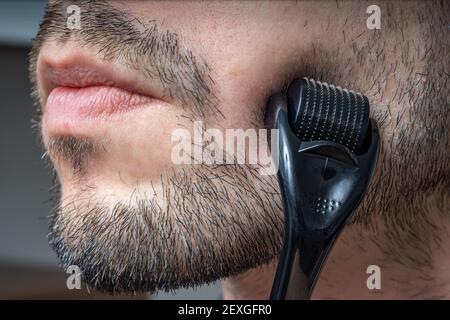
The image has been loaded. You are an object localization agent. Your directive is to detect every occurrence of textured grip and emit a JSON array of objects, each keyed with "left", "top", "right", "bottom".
[{"left": 287, "top": 78, "right": 370, "bottom": 153}]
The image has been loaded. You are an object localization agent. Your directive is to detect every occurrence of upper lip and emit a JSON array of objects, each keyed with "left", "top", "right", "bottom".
[{"left": 36, "top": 46, "right": 168, "bottom": 111}]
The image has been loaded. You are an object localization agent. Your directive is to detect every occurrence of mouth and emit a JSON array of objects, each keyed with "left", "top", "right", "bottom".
[{"left": 37, "top": 46, "right": 171, "bottom": 135}]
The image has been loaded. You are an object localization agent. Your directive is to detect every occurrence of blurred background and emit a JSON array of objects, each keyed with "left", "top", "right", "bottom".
[{"left": 0, "top": 0, "right": 221, "bottom": 299}]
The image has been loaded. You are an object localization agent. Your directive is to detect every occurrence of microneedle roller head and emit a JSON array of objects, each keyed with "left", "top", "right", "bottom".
[{"left": 287, "top": 78, "right": 370, "bottom": 153}]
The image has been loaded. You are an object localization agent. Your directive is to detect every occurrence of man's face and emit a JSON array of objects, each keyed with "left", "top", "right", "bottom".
[
  {"left": 31, "top": 0, "right": 296, "bottom": 293},
  {"left": 30, "top": 0, "right": 448, "bottom": 294}
]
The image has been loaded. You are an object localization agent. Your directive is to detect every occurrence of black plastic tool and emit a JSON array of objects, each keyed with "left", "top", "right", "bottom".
[{"left": 266, "top": 78, "right": 380, "bottom": 299}]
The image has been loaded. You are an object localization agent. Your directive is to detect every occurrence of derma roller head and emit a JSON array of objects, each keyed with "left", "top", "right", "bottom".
[
  {"left": 287, "top": 78, "right": 370, "bottom": 153},
  {"left": 267, "top": 77, "right": 380, "bottom": 300}
]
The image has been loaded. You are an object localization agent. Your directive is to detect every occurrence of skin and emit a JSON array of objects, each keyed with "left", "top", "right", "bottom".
[{"left": 30, "top": 0, "right": 449, "bottom": 298}]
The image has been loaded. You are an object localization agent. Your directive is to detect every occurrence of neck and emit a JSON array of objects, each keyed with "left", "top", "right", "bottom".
[
  {"left": 313, "top": 219, "right": 450, "bottom": 299},
  {"left": 222, "top": 260, "right": 277, "bottom": 300},
  {"left": 222, "top": 194, "right": 450, "bottom": 299}
]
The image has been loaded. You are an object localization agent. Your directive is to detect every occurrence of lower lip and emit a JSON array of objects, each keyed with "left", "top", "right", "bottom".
[{"left": 43, "top": 86, "right": 155, "bottom": 133}]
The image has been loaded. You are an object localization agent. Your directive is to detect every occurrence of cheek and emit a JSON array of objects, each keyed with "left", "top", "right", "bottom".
[
  {"left": 211, "top": 63, "right": 275, "bottom": 130},
  {"left": 206, "top": 42, "right": 303, "bottom": 131}
]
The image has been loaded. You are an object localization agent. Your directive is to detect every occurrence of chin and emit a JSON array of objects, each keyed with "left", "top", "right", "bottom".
[{"left": 45, "top": 145, "right": 284, "bottom": 293}]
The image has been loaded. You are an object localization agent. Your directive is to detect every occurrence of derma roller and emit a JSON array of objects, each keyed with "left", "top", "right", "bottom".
[{"left": 266, "top": 78, "right": 380, "bottom": 300}]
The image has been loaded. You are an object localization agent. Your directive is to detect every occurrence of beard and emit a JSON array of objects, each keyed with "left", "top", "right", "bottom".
[{"left": 46, "top": 136, "right": 283, "bottom": 294}]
